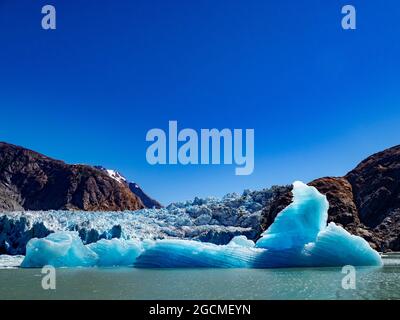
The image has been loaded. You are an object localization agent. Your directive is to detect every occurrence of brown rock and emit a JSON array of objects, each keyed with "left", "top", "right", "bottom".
[
  {"left": 0, "top": 142, "right": 144, "bottom": 211},
  {"left": 308, "top": 177, "right": 359, "bottom": 226},
  {"left": 346, "top": 145, "right": 400, "bottom": 228}
]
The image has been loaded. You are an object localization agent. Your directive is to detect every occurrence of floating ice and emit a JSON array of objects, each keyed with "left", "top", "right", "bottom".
[
  {"left": 135, "top": 237, "right": 261, "bottom": 268},
  {"left": 256, "top": 181, "right": 328, "bottom": 250},
  {"left": 88, "top": 238, "right": 143, "bottom": 266},
  {"left": 250, "top": 181, "right": 382, "bottom": 268},
  {"left": 21, "top": 182, "right": 382, "bottom": 268},
  {"left": 21, "top": 232, "right": 97, "bottom": 268},
  {"left": 21, "top": 232, "right": 144, "bottom": 267},
  {"left": 0, "top": 255, "right": 24, "bottom": 268}
]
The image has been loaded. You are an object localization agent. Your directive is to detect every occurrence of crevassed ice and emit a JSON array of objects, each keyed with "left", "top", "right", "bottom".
[
  {"left": 21, "top": 182, "right": 382, "bottom": 268},
  {"left": 2, "top": 186, "right": 269, "bottom": 247}
]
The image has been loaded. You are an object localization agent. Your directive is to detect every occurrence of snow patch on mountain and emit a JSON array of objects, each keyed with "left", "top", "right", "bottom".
[{"left": 94, "top": 166, "right": 127, "bottom": 184}]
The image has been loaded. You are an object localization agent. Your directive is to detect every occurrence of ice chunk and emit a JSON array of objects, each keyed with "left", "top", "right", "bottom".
[
  {"left": 302, "top": 222, "right": 382, "bottom": 267},
  {"left": 21, "top": 232, "right": 97, "bottom": 268},
  {"left": 256, "top": 181, "right": 328, "bottom": 250},
  {"left": 135, "top": 239, "right": 261, "bottom": 268},
  {"left": 227, "top": 235, "right": 255, "bottom": 248},
  {"left": 0, "top": 255, "right": 24, "bottom": 269},
  {"left": 88, "top": 238, "right": 143, "bottom": 266},
  {"left": 21, "top": 232, "right": 144, "bottom": 268}
]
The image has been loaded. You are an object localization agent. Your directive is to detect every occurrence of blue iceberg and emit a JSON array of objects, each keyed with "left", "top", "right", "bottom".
[
  {"left": 88, "top": 238, "right": 143, "bottom": 267},
  {"left": 135, "top": 237, "right": 261, "bottom": 268},
  {"left": 21, "top": 232, "right": 98, "bottom": 268},
  {"left": 21, "top": 181, "right": 382, "bottom": 268}
]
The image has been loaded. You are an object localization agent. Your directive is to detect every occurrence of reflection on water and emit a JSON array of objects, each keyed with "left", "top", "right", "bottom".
[{"left": 0, "top": 265, "right": 399, "bottom": 300}]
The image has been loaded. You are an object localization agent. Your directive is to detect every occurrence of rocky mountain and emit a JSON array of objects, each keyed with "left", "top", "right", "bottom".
[
  {"left": 0, "top": 142, "right": 144, "bottom": 211},
  {"left": 260, "top": 145, "right": 400, "bottom": 251},
  {"left": 94, "top": 166, "right": 162, "bottom": 209}
]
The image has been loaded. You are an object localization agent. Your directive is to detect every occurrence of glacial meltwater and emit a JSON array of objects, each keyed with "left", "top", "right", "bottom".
[{"left": 0, "top": 264, "right": 399, "bottom": 300}]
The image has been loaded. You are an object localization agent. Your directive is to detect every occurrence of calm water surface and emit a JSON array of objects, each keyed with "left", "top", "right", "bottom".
[{"left": 0, "top": 266, "right": 399, "bottom": 300}]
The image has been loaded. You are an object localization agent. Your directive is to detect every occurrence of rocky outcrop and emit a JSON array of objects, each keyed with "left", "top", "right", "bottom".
[
  {"left": 260, "top": 145, "right": 400, "bottom": 252},
  {"left": 309, "top": 177, "right": 360, "bottom": 226},
  {"left": 0, "top": 142, "right": 144, "bottom": 212},
  {"left": 94, "top": 166, "right": 162, "bottom": 209},
  {"left": 128, "top": 182, "right": 162, "bottom": 209},
  {"left": 345, "top": 145, "right": 400, "bottom": 228}
]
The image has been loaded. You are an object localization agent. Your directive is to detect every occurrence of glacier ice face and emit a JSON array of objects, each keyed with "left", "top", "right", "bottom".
[
  {"left": 1, "top": 186, "right": 280, "bottom": 255},
  {"left": 21, "top": 181, "right": 382, "bottom": 268}
]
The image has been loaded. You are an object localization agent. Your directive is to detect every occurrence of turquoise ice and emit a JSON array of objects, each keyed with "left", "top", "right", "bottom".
[
  {"left": 21, "top": 181, "right": 382, "bottom": 268},
  {"left": 21, "top": 232, "right": 97, "bottom": 268}
]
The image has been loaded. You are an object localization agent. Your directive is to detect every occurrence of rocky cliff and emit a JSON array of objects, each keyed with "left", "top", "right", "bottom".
[{"left": 0, "top": 142, "right": 144, "bottom": 211}]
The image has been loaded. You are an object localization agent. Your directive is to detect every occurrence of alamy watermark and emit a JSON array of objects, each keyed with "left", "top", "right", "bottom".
[
  {"left": 41, "top": 265, "right": 56, "bottom": 290},
  {"left": 41, "top": 5, "right": 56, "bottom": 30},
  {"left": 146, "top": 121, "right": 254, "bottom": 175},
  {"left": 342, "top": 5, "right": 357, "bottom": 30},
  {"left": 341, "top": 265, "right": 356, "bottom": 290},
  {"left": 39, "top": 4, "right": 356, "bottom": 31}
]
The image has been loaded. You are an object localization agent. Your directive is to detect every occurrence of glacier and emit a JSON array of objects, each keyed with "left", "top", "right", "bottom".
[
  {"left": 20, "top": 182, "right": 382, "bottom": 268},
  {"left": 1, "top": 186, "right": 279, "bottom": 255}
]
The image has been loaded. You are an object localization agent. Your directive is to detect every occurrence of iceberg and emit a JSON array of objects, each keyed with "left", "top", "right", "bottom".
[
  {"left": 21, "top": 232, "right": 98, "bottom": 268},
  {"left": 88, "top": 238, "right": 143, "bottom": 267},
  {"left": 135, "top": 238, "right": 261, "bottom": 268},
  {"left": 0, "top": 255, "right": 24, "bottom": 268},
  {"left": 21, "top": 182, "right": 382, "bottom": 268},
  {"left": 21, "top": 232, "right": 144, "bottom": 267},
  {"left": 255, "top": 181, "right": 328, "bottom": 250}
]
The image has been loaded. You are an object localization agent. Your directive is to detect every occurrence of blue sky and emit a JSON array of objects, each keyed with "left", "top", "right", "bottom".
[{"left": 1, "top": 0, "right": 400, "bottom": 204}]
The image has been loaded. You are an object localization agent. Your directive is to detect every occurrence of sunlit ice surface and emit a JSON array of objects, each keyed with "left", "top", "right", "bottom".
[{"left": 20, "top": 182, "right": 382, "bottom": 268}]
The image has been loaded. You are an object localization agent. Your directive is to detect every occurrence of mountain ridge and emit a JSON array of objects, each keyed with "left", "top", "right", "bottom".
[
  {"left": 94, "top": 166, "right": 162, "bottom": 209},
  {"left": 0, "top": 142, "right": 145, "bottom": 211}
]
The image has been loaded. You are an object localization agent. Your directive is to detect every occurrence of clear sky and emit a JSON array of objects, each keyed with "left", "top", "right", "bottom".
[{"left": 1, "top": 0, "right": 400, "bottom": 204}]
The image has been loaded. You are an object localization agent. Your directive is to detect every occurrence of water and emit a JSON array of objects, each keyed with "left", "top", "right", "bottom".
[{"left": 0, "top": 266, "right": 399, "bottom": 300}]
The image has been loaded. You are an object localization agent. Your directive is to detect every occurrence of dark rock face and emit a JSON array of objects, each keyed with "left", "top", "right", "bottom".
[
  {"left": 259, "top": 185, "right": 293, "bottom": 232},
  {"left": 93, "top": 165, "right": 162, "bottom": 209},
  {"left": 260, "top": 145, "right": 400, "bottom": 252},
  {"left": 0, "top": 142, "right": 144, "bottom": 212},
  {"left": 345, "top": 146, "right": 400, "bottom": 228},
  {"left": 345, "top": 146, "right": 400, "bottom": 251},
  {"left": 309, "top": 177, "right": 360, "bottom": 226},
  {"left": 128, "top": 182, "right": 163, "bottom": 209}
]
